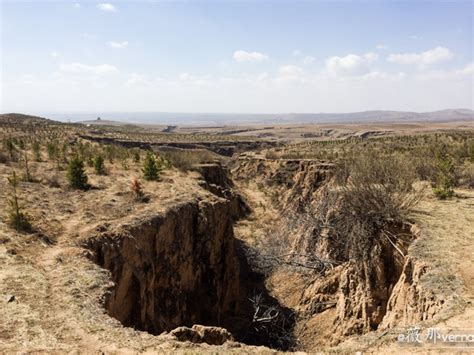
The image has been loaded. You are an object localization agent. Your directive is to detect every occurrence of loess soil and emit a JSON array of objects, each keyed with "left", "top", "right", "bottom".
[{"left": 1, "top": 115, "right": 473, "bottom": 353}]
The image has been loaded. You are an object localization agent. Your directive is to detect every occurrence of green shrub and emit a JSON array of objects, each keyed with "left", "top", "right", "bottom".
[
  {"left": 6, "top": 171, "right": 32, "bottom": 232},
  {"left": 432, "top": 153, "right": 455, "bottom": 199},
  {"left": 67, "top": 156, "right": 88, "bottom": 189},
  {"left": 133, "top": 150, "right": 140, "bottom": 163},
  {"left": 32, "top": 141, "right": 41, "bottom": 161},
  {"left": 432, "top": 186, "right": 454, "bottom": 199},
  {"left": 142, "top": 151, "right": 161, "bottom": 181},
  {"left": 46, "top": 141, "right": 58, "bottom": 160},
  {"left": 93, "top": 155, "right": 106, "bottom": 175},
  {"left": 22, "top": 151, "right": 32, "bottom": 182},
  {"left": 4, "top": 138, "right": 16, "bottom": 161}
]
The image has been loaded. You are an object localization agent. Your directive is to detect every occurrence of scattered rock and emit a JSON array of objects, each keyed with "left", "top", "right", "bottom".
[
  {"left": 170, "top": 325, "right": 234, "bottom": 345},
  {"left": 170, "top": 327, "right": 202, "bottom": 344},
  {"left": 192, "top": 324, "right": 234, "bottom": 345},
  {"left": 6, "top": 294, "right": 15, "bottom": 303}
]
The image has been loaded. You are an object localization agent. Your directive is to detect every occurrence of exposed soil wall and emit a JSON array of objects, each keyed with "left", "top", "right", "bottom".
[{"left": 85, "top": 198, "right": 241, "bottom": 334}]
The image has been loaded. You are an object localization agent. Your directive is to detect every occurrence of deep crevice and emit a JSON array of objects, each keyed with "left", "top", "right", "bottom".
[{"left": 84, "top": 188, "right": 296, "bottom": 350}]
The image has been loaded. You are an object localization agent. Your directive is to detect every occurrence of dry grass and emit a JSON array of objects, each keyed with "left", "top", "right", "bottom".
[
  {"left": 0, "top": 123, "right": 266, "bottom": 352},
  {"left": 160, "top": 148, "right": 222, "bottom": 171}
]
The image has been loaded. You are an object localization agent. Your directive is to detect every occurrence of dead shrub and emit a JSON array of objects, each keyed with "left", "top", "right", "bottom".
[
  {"left": 457, "top": 162, "right": 474, "bottom": 188},
  {"left": 0, "top": 151, "right": 8, "bottom": 164},
  {"left": 336, "top": 150, "right": 423, "bottom": 226},
  {"left": 331, "top": 150, "right": 424, "bottom": 261},
  {"left": 264, "top": 150, "right": 280, "bottom": 160},
  {"left": 130, "top": 177, "right": 145, "bottom": 201}
]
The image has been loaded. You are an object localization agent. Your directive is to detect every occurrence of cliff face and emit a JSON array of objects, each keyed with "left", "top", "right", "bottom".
[{"left": 85, "top": 195, "right": 242, "bottom": 335}]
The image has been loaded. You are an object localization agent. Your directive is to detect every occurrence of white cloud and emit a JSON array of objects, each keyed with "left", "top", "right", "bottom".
[
  {"left": 126, "top": 73, "right": 149, "bottom": 86},
  {"left": 4, "top": 67, "right": 473, "bottom": 113},
  {"left": 97, "top": 3, "right": 116, "bottom": 12},
  {"left": 233, "top": 50, "right": 268, "bottom": 62},
  {"left": 359, "top": 71, "right": 406, "bottom": 81},
  {"left": 107, "top": 41, "right": 128, "bottom": 49},
  {"left": 179, "top": 73, "right": 191, "bottom": 81},
  {"left": 303, "top": 56, "right": 315, "bottom": 64},
  {"left": 376, "top": 44, "right": 388, "bottom": 50},
  {"left": 275, "top": 65, "right": 307, "bottom": 84},
  {"left": 279, "top": 65, "right": 304, "bottom": 76},
  {"left": 387, "top": 46, "right": 453, "bottom": 65},
  {"left": 456, "top": 63, "right": 474, "bottom": 76},
  {"left": 59, "top": 62, "right": 119, "bottom": 75},
  {"left": 326, "top": 52, "right": 378, "bottom": 77},
  {"left": 50, "top": 52, "right": 59, "bottom": 58},
  {"left": 409, "top": 35, "right": 423, "bottom": 40},
  {"left": 292, "top": 49, "right": 302, "bottom": 56},
  {"left": 417, "top": 63, "right": 474, "bottom": 80},
  {"left": 73, "top": 3, "right": 81, "bottom": 8}
]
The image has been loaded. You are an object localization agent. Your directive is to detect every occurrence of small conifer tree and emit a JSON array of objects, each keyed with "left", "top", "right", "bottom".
[
  {"left": 4, "top": 138, "right": 16, "bottom": 161},
  {"left": 6, "top": 171, "right": 32, "bottom": 232},
  {"left": 32, "top": 141, "right": 41, "bottom": 161},
  {"left": 67, "top": 156, "right": 88, "bottom": 189},
  {"left": 433, "top": 153, "right": 455, "bottom": 199},
  {"left": 22, "top": 151, "right": 32, "bottom": 182},
  {"left": 142, "top": 151, "right": 161, "bottom": 181},
  {"left": 93, "top": 155, "right": 106, "bottom": 175}
]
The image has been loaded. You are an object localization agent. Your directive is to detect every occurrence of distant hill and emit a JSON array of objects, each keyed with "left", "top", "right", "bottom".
[
  {"left": 0, "top": 113, "right": 57, "bottom": 125},
  {"left": 276, "top": 109, "right": 474, "bottom": 124},
  {"left": 9, "top": 109, "right": 474, "bottom": 126}
]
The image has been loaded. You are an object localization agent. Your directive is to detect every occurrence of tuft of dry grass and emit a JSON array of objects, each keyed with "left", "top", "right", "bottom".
[{"left": 161, "top": 148, "right": 222, "bottom": 171}]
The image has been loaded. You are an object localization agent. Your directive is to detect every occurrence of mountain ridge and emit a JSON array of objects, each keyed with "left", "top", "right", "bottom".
[{"left": 2, "top": 109, "right": 473, "bottom": 126}]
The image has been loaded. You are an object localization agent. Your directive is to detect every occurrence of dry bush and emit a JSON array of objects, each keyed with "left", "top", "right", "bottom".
[
  {"left": 336, "top": 150, "right": 423, "bottom": 226},
  {"left": 45, "top": 174, "right": 61, "bottom": 188},
  {"left": 457, "top": 162, "right": 474, "bottom": 188},
  {"left": 0, "top": 151, "right": 8, "bottom": 164},
  {"left": 264, "top": 150, "right": 280, "bottom": 160},
  {"left": 130, "top": 177, "right": 145, "bottom": 201},
  {"left": 332, "top": 150, "right": 423, "bottom": 260},
  {"left": 161, "top": 148, "right": 220, "bottom": 171}
]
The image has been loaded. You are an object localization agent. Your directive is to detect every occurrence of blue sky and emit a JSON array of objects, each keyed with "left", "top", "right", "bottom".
[{"left": 1, "top": 0, "right": 473, "bottom": 113}]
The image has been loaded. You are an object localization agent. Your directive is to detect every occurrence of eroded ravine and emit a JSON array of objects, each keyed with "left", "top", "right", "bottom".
[
  {"left": 83, "top": 159, "right": 451, "bottom": 352},
  {"left": 231, "top": 157, "right": 450, "bottom": 350},
  {"left": 83, "top": 162, "right": 296, "bottom": 350}
]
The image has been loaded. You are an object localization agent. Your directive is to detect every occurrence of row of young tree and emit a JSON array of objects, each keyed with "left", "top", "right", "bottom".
[
  {"left": 4, "top": 144, "right": 170, "bottom": 233},
  {"left": 66, "top": 150, "right": 168, "bottom": 189},
  {"left": 2, "top": 136, "right": 144, "bottom": 170}
]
